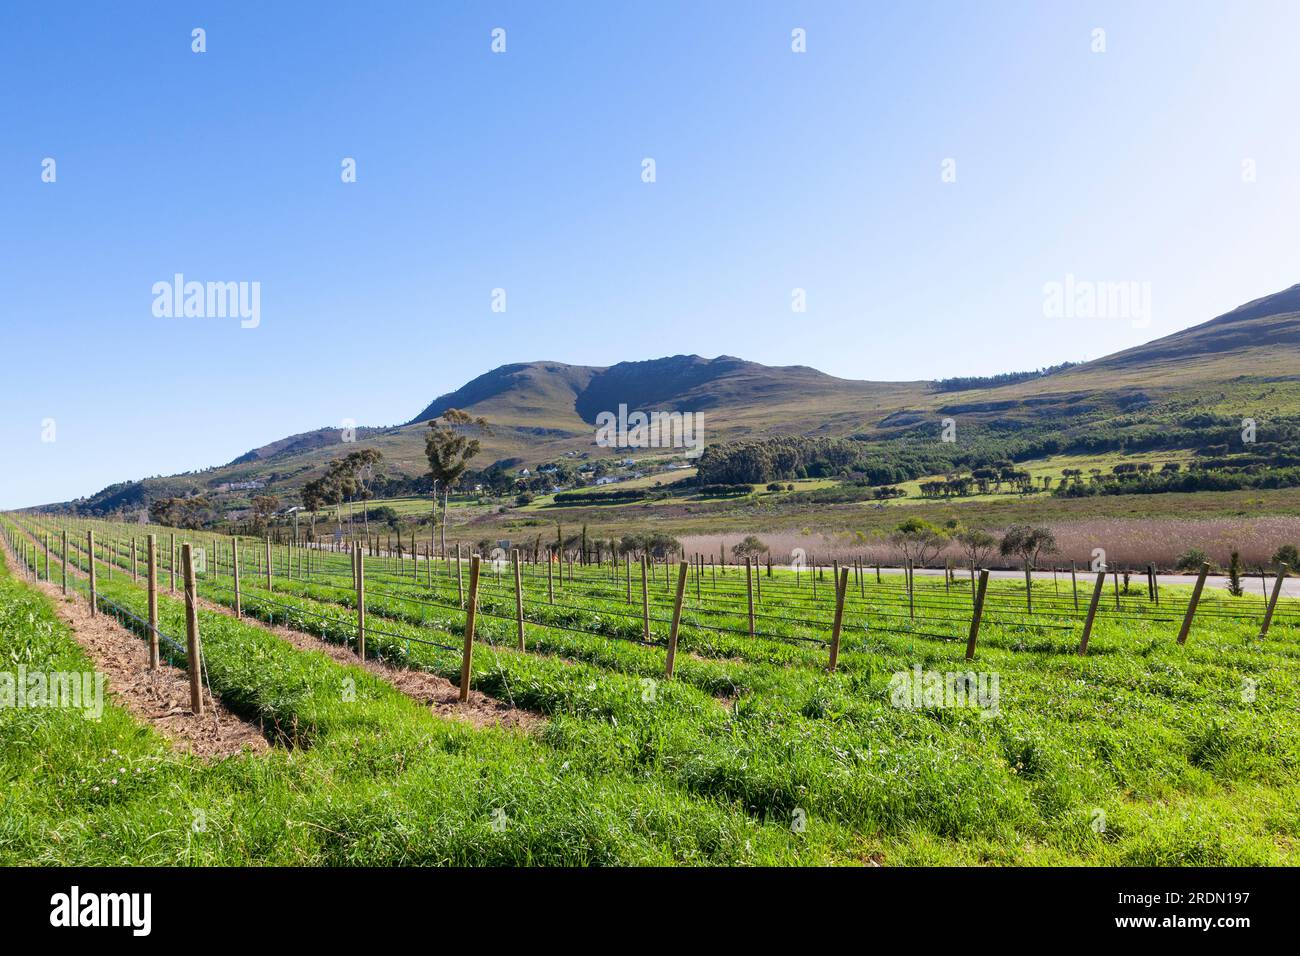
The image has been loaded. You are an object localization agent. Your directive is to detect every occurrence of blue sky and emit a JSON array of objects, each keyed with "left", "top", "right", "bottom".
[{"left": 4, "top": 1, "right": 1300, "bottom": 509}]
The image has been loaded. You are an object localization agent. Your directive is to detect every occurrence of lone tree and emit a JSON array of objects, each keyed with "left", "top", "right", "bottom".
[
  {"left": 251, "top": 495, "right": 280, "bottom": 534},
  {"left": 300, "top": 479, "right": 329, "bottom": 539},
  {"left": 731, "top": 535, "right": 769, "bottom": 562},
  {"left": 317, "top": 456, "right": 359, "bottom": 536},
  {"left": 340, "top": 449, "right": 383, "bottom": 537},
  {"left": 888, "top": 517, "right": 949, "bottom": 568},
  {"left": 999, "top": 525, "right": 1057, "bottom": 613},
  {"left": 998, "top": 525, "right": 1058, "bottom": 570},
  {"left": 424, "top": 408, "right": 491, "bottom": 557},
  {"left": 954, "top": 526, "right": 997, "bottom": 569}
]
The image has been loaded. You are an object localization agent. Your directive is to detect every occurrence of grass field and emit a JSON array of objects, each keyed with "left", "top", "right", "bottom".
[{"left": 4, "top": 512, "right": 1300, "bottom": 866}]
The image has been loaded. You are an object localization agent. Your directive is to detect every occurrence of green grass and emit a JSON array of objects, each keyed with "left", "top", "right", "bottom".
[
  {"left": 0, "top": 525, "right": 852, "bottom": 865},
  {"left": 7, "top": 514, "right": 1300, "bottom": 866}
]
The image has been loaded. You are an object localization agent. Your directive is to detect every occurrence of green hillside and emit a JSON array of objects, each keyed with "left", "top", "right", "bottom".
[{"left": 47, "top": 284, "right": 1300, "bottom": 519}]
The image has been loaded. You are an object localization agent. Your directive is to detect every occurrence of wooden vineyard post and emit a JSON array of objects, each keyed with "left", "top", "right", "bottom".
[
  {"left": 965, "top": 569, "right": 990, "bottom": 662},
  {"left": 170, "top": 533, "right": 176, "bottom": 593},
  {"left": 1078, "top": 569, "right": 1107, "bottom": 656},
  {"left": 456, "top": 544, "right": 464, "bottom": 608},
  {"left": 356, "top": 543, "right": 366, "bottom": 660},
  {"left": 513, "top": 548, "right": 525, "bottom": 651},
  {"left": 664, "top": 561, "right": 689, "bottom": 679},
  {"left": 265, "top": 537, "right": 273, "bottom": 592},
  {"left": 43, "top": 533, "right": 49, "bottom": 582},
  {"left": 61, "top": 529, "right": 68, "bottom": 595},
  {"left": 1024, "top": 562, "right": 1033, "bottom": 614},
  {"left": 146, "top": 534, "right": 159, "bottom": 668},
  {"left": 745, "top": 558, "right": 755, "bottom": 637},
  {"left": 231, "top": 537, "right": 242, "bottom": 617},
  {"left": 641, "top": 556, "right": 650, "bottom": 644},
  {"left": 1112, "top": 570, "right": 1120, "bottom": 611},
  {"left": 1258, "top": 563, "right": 1288, "bottom": 640},
  {"left": 1070, "top": 562, "right": 1079, "bottom": 610},
  {"left": 87, "top": 530, "right": 97, "bottom": 617},
  {"left": 1147, "top": 564, "right": 1155, "bottom": 602},
  {"left": 459, "top": 555, "right": 481, "bottom": 702},
  {"left": 548, "top": 550, "right": 555, "bottom": 604},
  {"left": 1177, "top": 563, "right": 1210, "bottom": 645},
  {"left": 131, "top": 537, "right": 137, "bottom": 581},
  {"left": 181, "top": 543, "right": 204, "bottom": 715},
  {"left": 907, "top": 560, "right": 915, "bottom": 619},
  {"left": 827, "top": 566, "right": 849, "bottom": 672},
  {"left": 1151, "top": 564, "right": 1160, "bottom": 606}
]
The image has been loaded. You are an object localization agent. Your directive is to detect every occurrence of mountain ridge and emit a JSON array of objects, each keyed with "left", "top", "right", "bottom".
[{"left": 39, "top": 284, "right": 1300, "bottom": 513}]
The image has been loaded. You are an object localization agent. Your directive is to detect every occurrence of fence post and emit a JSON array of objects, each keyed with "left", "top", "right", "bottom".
[
  {"left": 87, "top": 530, "right": 97, "bottom": 617},
  {"left": 745, "top": 557, "right": 755, "bottom": 637},
  {"left": 965, "top": 569, "right": 989, "bottom": 661},
  {"left": 1176, "top": 562, "right": 1211, "bottom": 645},
  {"left": 146, "top": 534, "right": 159, "bottom": 668},
  {"left": 181, "top": 543, "right": 204, "bottom": 715},
  {"left": 1078, "top": 569, "right": 1107, "bottom": 656},
  {"left": 664, "top": 561, "right": 689, "bottom": 679},
  {"left": 513, "top": 548, "right": 525, "bottom": 651},
  {"left": 907, "top": 559, "right": 915, "bottom": 619},
  {"left": 641, "top": 556, "right": 650, "bottom": 643},
  {"left": 231, "top": 537, "right": 242, "bottom": 617},
  {"left": 1070, "top": 561, "right": 1079, "bottom": 610},
  {"left": 827, "top": 567, "right": 849, "bottom": 672},
  {"left": 1258, "top": 563, "right": 1288, "bottom": 640},
  {"left": 458, "top": 555, "right": 481, "bottom": 702},
  {"left": 356, "top": 542, "right": 366, "bottom": 660}
]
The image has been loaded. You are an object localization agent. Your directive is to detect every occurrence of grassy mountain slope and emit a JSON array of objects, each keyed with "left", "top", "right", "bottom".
[{"left": 46, "top": 284, "right": 1300, "bottom": 515}]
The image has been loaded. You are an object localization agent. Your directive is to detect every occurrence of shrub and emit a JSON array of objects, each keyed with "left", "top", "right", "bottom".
[
  {"left": 1174, "top": 549, "right": 1210, "bottom": 573},
  {"left": 1272, "top": 544, "right": 1299, "bottom": 570},
  {"left": 1227, "top": 551, "right": 1245, "bottom": 597}
]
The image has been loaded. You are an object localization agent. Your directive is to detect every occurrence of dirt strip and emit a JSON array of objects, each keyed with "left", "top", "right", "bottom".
[
  {"left": 190, "top": 590, "right": 542, "bottom": 732},
  {"left": 1, "top": 533, "right": 269, "bottom": 759}
]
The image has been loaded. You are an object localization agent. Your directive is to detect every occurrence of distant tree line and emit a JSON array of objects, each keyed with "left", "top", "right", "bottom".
[{"left": 932, "top": 362, "right": 1079, "bottom": 392}]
